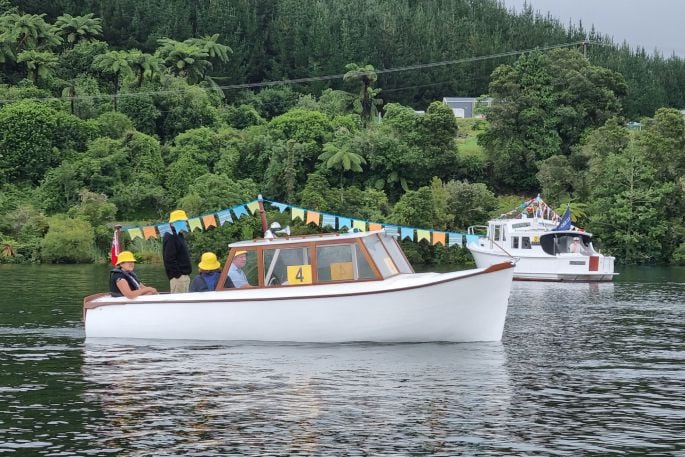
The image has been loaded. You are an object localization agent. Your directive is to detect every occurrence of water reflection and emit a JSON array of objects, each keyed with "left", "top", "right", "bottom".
[{"left": 82, "top": 342, "right": 510, "bottom": 455}]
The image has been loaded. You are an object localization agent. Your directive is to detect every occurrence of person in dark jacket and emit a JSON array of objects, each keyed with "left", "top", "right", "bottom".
[
  {"left": 163, "top": 209, "right": 192, "bottom": 293},
  {"left": 110, "top": 251, "right": 158, "bottom": 299},
  {"left": 190, "top": 252, "right": 222, "bottom": 292}
]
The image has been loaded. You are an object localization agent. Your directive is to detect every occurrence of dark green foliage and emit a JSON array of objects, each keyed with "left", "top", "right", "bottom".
[
  {"left": 480, "top": 49, "right": 626, "bottom": 192},
  {"left": 0, "top": 100, "right": 94, "bottom": 184}
]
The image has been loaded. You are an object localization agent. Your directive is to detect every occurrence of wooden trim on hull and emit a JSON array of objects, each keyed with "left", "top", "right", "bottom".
[{"left": 84, "top": 261, "right": 514, "bottom": 315}]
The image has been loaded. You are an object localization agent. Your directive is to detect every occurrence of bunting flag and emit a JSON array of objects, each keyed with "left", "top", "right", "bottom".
[
  {"left": 338, "top": 217, "right": 351, "bottom": 229},
  {"left": 369, "top": 223, "right": 382, "bottom": 231},
  {"left": 383, "top": 225, "right": 399, "bottom": 236},
  {"left": 173, "top": 220, "right": 188, "bottom": 233},
  {"left": 448, "top": 233, "right": 463, "bottom": 248},
  {"left": 306, "top": 211, "right": 320, "bottom": 226},
  {"left": 158, "top": 223, "right": 172, "bottom": 237},
  {"left": 271, "top": 202, "right": 288, "bottom": 213},
  {"left": 110, "top": 230, "right": 120, "bottom": 266},
  {"left": 401, "top": 227, "right": 414, "bottom": 241},
  {"left": 143, "top": 226, "right": 158, "bottom": 240},
  {"left": 217, "top": 209, "right": 232, "bottom": 225},
  {"left": 322, "top": 214, "right": 336, "bottom": 228},
  {"left": 416, "top": 229, "right": 430, "bottom": 242},
  {"left": 246, "top": 201, "right": 259, "bottom": 215},
  {"left": 466, "top": 234, "right": 480, "bottom": 245},
  {"left": 432, "top": 232, "right": 446, "bottom": 246},
  {"left": 291, "top": 208, "right": 305, "bottom": 221},
  {"left": 188, "top": 218, "right": 203, "bottom": 232},
  {"left": 202, "top": 214, "right": 217, "bottom": 230},
  {"left": 127, "top": 228, "right": 143, "bottom": 240},
  {"left": 232, "top": 205, "right": 248, "bottom": 219},
  {"left": 352, "top": 220, "right": 366, "bottom": 232}
]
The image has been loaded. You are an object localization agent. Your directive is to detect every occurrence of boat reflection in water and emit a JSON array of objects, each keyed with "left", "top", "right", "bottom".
[{"left": 81, "top": 342, "right": 510, "bottom": 454}]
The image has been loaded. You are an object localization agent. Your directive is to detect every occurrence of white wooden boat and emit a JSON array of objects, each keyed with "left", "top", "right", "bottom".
[
  {"left": 84, "top": 230, "right": 515, "bottom": 342},
  {"left": 468, "top": 213, "right": 616, "bottom": 282}
]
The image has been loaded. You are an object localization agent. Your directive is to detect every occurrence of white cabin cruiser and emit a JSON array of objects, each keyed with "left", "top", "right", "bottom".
[
  {"left": 84, "top": 229, "right": 515, "bottom": 343},
  {"left": 468, "top": 213, "right": 616, "bottom": 282}
]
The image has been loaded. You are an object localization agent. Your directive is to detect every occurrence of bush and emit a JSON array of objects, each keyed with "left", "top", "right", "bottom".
[{"left": 41, "top": 216, "right": 95, "bottom": 263}]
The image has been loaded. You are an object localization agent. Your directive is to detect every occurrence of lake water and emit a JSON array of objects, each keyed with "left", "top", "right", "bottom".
[{"left": 1, "top": 264, "right": 684, "bottom": 455}]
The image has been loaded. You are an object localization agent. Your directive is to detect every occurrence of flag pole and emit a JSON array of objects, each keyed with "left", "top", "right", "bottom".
[
  {"left": 257, "top": 195, "right": 268, "bottom": 235},
  {"left": 111, "top": 224, "right": 122, "bottom": 266}
]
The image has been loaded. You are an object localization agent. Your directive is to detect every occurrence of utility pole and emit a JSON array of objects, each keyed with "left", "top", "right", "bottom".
[{"left": 583, "top": 40, "right": 589, "bottom": 58}]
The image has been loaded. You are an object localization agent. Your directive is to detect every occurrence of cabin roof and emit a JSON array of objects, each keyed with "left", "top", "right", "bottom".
[{"left": 228, "top": 230, "right": 385, "bottom": 248}]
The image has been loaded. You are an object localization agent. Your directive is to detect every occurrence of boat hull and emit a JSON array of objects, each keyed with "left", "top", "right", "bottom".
[
  {"left": 469, "top": 247, "right": 616, "bottom": 282},
  {"left": 84, "top": 264, "right": 514, "bottom": 343}
]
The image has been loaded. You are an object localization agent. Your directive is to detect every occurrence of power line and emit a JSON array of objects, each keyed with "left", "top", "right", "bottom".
[{"left": 0, "top": 40, "right": 598, "bottom": 104}]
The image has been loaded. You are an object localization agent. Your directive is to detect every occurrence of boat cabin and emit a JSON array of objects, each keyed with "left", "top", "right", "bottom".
[
  {"left": 216, "top": 230, "right": 414, "bottom": 290},
  {"left": 472, "top": 218, "right": 598, "bottom": 257}
]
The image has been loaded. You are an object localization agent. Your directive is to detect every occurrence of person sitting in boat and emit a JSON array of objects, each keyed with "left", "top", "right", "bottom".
[
  {"left": 110, "top": 251, "right": 158, "bottom": 298},
  {"left": 227, "top": 250, "right": 251, "bottom": 288},
  {"left": 190, "top": 252, "right": 221, "bottom": 292},
  {"left": 569, "top": 237, "right": 583, "bottom": 254}
]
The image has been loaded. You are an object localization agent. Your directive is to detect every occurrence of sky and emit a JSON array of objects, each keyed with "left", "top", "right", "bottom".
[{"left": 501, "top": 0, "right": 685, "bottom": 57}]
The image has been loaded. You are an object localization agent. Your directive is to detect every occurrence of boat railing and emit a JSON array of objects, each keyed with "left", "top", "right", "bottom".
[{"left": 467, "top": 225, "right": 487, "bottom": 236}]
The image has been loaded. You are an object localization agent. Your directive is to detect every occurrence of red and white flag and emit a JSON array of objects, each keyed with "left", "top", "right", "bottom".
[{"left": 110, "top": 229, "right": 120, "bottom": 266}]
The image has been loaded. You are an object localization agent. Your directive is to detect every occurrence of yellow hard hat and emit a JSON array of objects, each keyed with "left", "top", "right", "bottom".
[
  {"left": 198, "top": 252, "right": 221, "bottom": 270},
  {"left": 169, "top": 209, "right": 188, "bottom": 223},
  {"left": 234, "top": 250, "right": 247, "bottom": 257},
  {"left": 116, "top": 251, "right": 137, "bottom": 265}
]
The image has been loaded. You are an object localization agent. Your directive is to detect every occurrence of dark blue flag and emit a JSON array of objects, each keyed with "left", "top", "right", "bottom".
[{"left": 553, "top": 206, "right": 572, "bottom": 231}]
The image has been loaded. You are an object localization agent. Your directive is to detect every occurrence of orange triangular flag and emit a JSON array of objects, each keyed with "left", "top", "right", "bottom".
[
  {"left": 432, "top": 232, "right": 446, "bottom": 246},
  {"left": 306, "top": 211, "right": 320, "bottom": 226},
  {"left": 369, "top": 223, "right": 382, "bottom": 231},
  {"left": 143, "top": 226, "right": 158, "bottom": 240},
  {"left": 202, "top": 214, "right": 217, "bottom": 229}
]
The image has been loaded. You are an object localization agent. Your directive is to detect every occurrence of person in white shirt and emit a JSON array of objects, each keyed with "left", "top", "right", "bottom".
[{"left": 228, "top": 251, "right": 251, "bottom": 288}]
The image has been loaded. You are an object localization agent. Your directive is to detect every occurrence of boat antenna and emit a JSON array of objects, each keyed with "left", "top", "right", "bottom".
[{"left": 257, "top": 194, "right": 269, "bottom": 235}]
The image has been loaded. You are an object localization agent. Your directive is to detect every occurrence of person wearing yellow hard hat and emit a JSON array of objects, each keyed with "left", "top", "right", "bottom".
[
  {"left": 190, "top": 252, "right": 222, "bottom": 292},
  {"left": 110, "top": 251, "right": 158, "bottom": 299},
  {"left": 227, "top": 250, "right": 251, "bottom": 288},
  {"left": 163, "top": 209, "right": 192, "bottom": 293}
]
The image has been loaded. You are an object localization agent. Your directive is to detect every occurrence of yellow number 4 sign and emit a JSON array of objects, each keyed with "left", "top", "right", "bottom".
[{"left": 287, "top": 265, "right": 312, "bottom": 284}]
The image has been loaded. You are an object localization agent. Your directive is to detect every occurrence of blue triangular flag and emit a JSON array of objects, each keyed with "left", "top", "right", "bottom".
[
  {"left": 322, "top": 214, "right": 336, "bottom": 228},
  {"left": 448, "top": 233, "right": 463, "bottom": 247},
  {"left": 338, "top": 217, "right": 351, "bottom": 229},
  {"left": 173, "top": 220, "right": 188, "bottom": 233},
  {"left": 270, "top": 202, "right": 288, "bottom": 213},
  {"left": 232, "top": 205, "right": 248, "bottom": 219},
  {"left": 400, "top": 227, "right": 414, "bottom": 241},
  {"left": 158, "top": 223, "right": 172, "bottom": 236},
  {"left": 217, "top": 209, "right": 233, "bottom": 225},
  {"left": 466, "top": 234, "right": 479, "bottom": 245}
]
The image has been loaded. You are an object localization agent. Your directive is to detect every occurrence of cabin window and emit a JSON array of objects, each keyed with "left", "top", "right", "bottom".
[
  {"left": 379, "top": 235, "right": 413, "bottom": 273},
  {"left": 521, "top": 237, "right": 531, "bottom": 249},
  {"left": 493, "top": 225, "right": 501, "bottom": 242},
  {"left": 363, "top": 235, "right": 400, "bottom": 278},
  {"left": 512, "top": 237, "right": 519, "bottom": 249},
  {"left": 263, "top": 246, "right": 313, "bottom": 286},
  {"left": 316, "top": 244, "right": 375, "bottom": 282}
]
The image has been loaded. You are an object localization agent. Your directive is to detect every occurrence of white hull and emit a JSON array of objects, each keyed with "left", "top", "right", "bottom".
[
  {"left": 85, "top": 265, "right": 514, "bottom": 343},
  {"left": 469, "top": 247, "right": 615, "bottom": 282}
]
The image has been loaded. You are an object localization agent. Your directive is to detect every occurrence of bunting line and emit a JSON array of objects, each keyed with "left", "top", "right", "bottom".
[{"left": 116, "top": 198, "right": 473, "bottom": 249}]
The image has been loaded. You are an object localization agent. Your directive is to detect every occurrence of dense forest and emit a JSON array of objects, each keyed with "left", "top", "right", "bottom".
[{"left": 1, "top": 0, "right": 684, "bottom": 267}]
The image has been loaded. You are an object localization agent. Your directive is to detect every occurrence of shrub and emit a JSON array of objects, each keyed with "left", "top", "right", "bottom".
[{"left": 41, "top": 216, "right": 95, "bottom": 263}]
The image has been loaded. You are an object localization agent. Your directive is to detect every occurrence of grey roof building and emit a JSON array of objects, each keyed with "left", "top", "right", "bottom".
[{"left": 442, "top": 97, "right": 492, "bottom": 118}]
